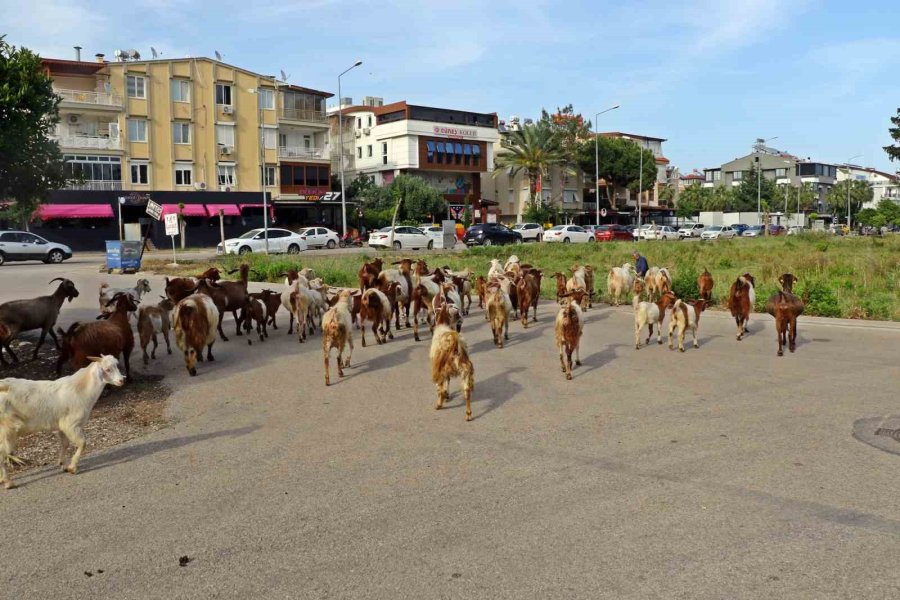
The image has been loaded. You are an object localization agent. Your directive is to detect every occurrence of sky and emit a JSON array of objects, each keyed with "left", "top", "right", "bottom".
[{"left": 4, "top": 0, "right": 900, "bottom": 174}]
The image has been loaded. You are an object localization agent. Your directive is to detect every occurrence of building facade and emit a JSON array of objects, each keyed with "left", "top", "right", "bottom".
[{"left": 836, "top": 165, "right": 900, "bottom": 209}]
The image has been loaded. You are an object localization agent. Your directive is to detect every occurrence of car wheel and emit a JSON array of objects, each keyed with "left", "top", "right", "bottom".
[
  {"left": 239, "top": 246, "right": 252, "bottom": 255},
  {"left": 287, "top": 244, "right": 300, "bottom": 254},
  {"left": 515, "top": 238, "right": 523, "bottom": 245},
  {"left": 427, "top": 240, "right": 434, "bottom": 250},
  {"left": 536, "top": 234, "right": 542, "bottom": 243},
  {"left": 563, "top": 237, "right": 571, "bottom": 244},
  {"left": 46, "top": 249, "right": 65, "bottom": 263},
  {"left": 326, "top": 239, "right": 336, "bottom": 249},
  {"left": 0, "top": 252, "right": 5, "bottom": 266},
  {"left": 393, "top": 241, "right": 402, "bottom": 250},
  {"left": 483, "top": 239, "right": 492, "bottom": 247},
  {"left": 588, "top": 237, "right": 595, "bottom": 243}
]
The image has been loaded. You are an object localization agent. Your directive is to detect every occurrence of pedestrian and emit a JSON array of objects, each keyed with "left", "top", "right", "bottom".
[{"left": 633, "top": 250, "right": 649, "bottom": 278}]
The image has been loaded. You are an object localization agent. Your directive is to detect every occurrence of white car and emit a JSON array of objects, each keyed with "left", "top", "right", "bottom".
[
  {"left": 642, "top": 225, "right": 680, "bottom": 241},
  {"left": 419, "top": 225, "right": 443, "bottom": 243},
  {"left": 633, "top": 224, "right": 653, "bottom": 239},
  {"left": 543, "top": 224, "right": 594, "bottom": 244},
  {"left": 678, "top": 223, "right": 705, "bottom": 238},
  {"left": 700, "top": 225, "right": 737, "bottom": 240},
  {"left": 298, "top": 226, "right": 340, "bottom": 249},
  {"left": 512, "top": 222, "right": 544, "bottom": 242},
  {"left": 217, "top": 228, "right": 308, "bottom": 255},
  {"left": 0, "top": 230, "right": 73, "bottom": 266},
  {"left": 787, "top": 225, "right": 804, "bottom": 236},
  {"left": 368, "top": 226, "right": 433, "bottom": 250}
]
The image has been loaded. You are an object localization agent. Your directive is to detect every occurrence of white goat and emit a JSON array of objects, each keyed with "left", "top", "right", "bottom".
[
  {"left": 322, "top": 289, "right": 355, "bottom": 385},
  {"left": 503, "top": 255, "right": 520, "bottom": 272},
  {"left": 632, "top": 279, "right": 677, "bottom": 349},
  {"left": 566, "top": 266, "right": 589, "bottom": 310},
  {"left": 0, "top": 355, "right": 125, "bottom": 488},
  {"left": 607, "top": 263, "right": 635, "bottom": 306},
  {"left": 487, "top": 259, "right": 505, "bottom": 281},
  {"left": 668, "top": 298, "right": 707, "bottom": 352},
  {"left": 99, "top": 279, "right": 151, "bottom": 316}
]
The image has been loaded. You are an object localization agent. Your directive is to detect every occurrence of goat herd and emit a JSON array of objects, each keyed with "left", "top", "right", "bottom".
[{"left": 0, "top": 254, "right": 807, "bottom": 489}]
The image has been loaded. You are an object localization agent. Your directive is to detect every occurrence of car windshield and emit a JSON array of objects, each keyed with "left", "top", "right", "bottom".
[
  {"left": 238, "top": 229, "right": 262, "bottom": 239},
  {"left": 748, "top": 226, "right": 763, "bottom": 231},
  {"left": 707, "top": 226, "right": 723, "bottom": 232},
  {"left": 512, "top": 224, "right": 524, "bottom": 229},
  {"left": 377, "top": 227, "right": 394, "bottom": 232},
  {"left": 595, "top": 226, "right": 609, "bottom": 232},
  {"left": 549, "top": 225, "right": 565, "bottom": 231}
]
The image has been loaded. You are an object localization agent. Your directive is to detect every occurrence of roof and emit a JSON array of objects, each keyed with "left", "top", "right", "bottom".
[
  {"left": 601, "top": 131, "right": 667, "bottom": 142},
  {"left": 41, "top": 58, "right": 105, "bottom": 76},
  {"left": 681, "top": 173, "right": 704, "bottom": 180},
  {"left": 846, "top": 165, "right": 900, "bottom": 182},
  {"left": 282, "top": 83, "right": 333, "bottom": 98}
]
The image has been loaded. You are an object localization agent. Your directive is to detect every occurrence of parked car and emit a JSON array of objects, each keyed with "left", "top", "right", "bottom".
[
  {"left": 593, "top": 224, "right": 633, "bottom": 242},
  {"left": 731, "top": 223, "right": 750, "bottom": 235},
  {"left": 641, "top": 226, "right": 680, "bottom": 241},
  {"left": 677, "top": 223, "right": 705, "bottom": 238},
  {"left": 297, "top": 226, "right": 340, "bottom": 249},
  {"left": 218, "top": 228, "right": 308, "bottom": 255},
  {"left": 828, "top": 225, "right": 845, "bottom": 236},
  {"left": 742, "top": 225, "right": 765, "bottom": 238},
  {"left": 543, "top": 224, "right": 594, "bottom": 244},
  {"left": 0, "top": 230, "right": 73, "bottom": 266},
  {"left": 787, "top": 225, "right": 804, "bottom": 236},
  {"left": 462, "top": 223, "right": 522, "bottom": 247},
  {"left": 369, "top": 226, "right": 433, "bottom": 250},
  {"left": 700, "top": 225, "right": 738, "bottom": 240},
  {"left": 768, "top": 224, "right": 786, "bottom": 236},
  {"left": 511, "top": 222, "right": 544, "bottom": 242},
  {"left": 419, "top": 225, "right": 444, "bottom": 244},
  {"left": 633, "top": 224, "right": 653, "bottom": 239}
]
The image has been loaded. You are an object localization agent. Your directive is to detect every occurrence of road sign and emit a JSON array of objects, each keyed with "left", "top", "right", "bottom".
[
  {"left": 600, "top": 208, "right": 608, "bottom": 217},
  {"left": 146, "top": 199, "right": 162, "bottom": 221},
  {"left": 164, "top": 213, "right": 179, "bottom": 236}
]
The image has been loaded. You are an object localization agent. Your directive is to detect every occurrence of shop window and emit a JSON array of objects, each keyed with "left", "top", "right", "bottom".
[
  {"left": 426, "top": 141, "right": 435, "bottom": 163},
  {"left": 435, "top": 142, "right": 445, "bottom": 164},
  {"left": 455, "top": 143, "right": 463, "bottom": 165}
]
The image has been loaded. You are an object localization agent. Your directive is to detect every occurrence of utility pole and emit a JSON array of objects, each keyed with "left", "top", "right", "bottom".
[
  {"left": 593, "top": 105, "right": 620, "bottom": 226},
  {"left": 338, "top": 60, "right": 363, "bottom": 237}
]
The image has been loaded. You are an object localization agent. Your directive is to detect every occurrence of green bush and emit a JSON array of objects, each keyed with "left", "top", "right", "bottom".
[
  {"left": 801, "top": 280, "right": 841, "bottom": 318},
  {"left": 671, "top": 267, "right": 700, "bottom": 299}
]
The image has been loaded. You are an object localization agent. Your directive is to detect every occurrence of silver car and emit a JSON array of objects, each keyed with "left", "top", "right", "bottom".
[{"left": 0, "top": 230, "right": 73, "bottom": 266}]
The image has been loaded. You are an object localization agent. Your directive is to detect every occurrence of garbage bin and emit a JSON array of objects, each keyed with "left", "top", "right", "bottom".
[{"left": 105, "top": 240, "right": 143, "bottom": 274}]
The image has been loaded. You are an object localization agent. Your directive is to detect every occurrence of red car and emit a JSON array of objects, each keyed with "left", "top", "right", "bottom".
[
  {"left": 594, "top": 224, "right": 633, "bottom": 242},
  {"left": 767, "top": 225, "right": 786, "bottom": 236}
]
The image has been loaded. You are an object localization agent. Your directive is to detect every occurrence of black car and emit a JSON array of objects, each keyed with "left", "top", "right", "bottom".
[{"left": 462, "top": 223, "right": 523, "bottom": 246}]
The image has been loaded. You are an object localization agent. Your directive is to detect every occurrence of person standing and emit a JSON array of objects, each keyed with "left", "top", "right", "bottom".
[{"left": 633, "top": 250, "right": 649, "bottom": 278}]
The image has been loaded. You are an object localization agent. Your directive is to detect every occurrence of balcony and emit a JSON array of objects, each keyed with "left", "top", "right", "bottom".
[
  {"left": 278, "top": 146, "right": 328, "bottom": 161},
  {"left": 53, "top": 135, "right": 122, "bottom": 151},
  {"left": 279, "top": 108, "right": 328, "bottom": 124},
  {"left": 56, "top": 88, "right": 123, "bottom": 109},
  {"left": 64, "top": 181, "right": 123, "bottom": 191}
]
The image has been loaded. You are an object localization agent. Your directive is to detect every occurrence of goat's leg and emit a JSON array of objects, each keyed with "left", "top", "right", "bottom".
[
  {"left": 336, "top": 348, "right": 345, "bottom": 378},
  {"left": 434, "top": 380, "right": 445, "bottom": 410},
  {"left": 150, "top": 333, "right": 159, "bottom": 360},
  {"left": 692, "top": 324, "right": 699, "bottom": 348},
  {"left": 575, "top": 336, "right": 582, "bottom": 366},
  {"left": 462, "top": 366, "right": 473, "bottom": 421},
  {"left": 504, "top": 317, "right": 509, "bottom": 341},
  {"left": 413, "top": 298, "right": 422, "bottom": 341},
  {"left": 635, "top": 321, "right": 642, "bottom": 350},
  {"left": 789, "top": 317, "right": 798, "bottom": 353},
  {"left": 232, "top": 310, "right": 243, "bottom": 336},
  {"left": 206, "top": 342, "right": 215, "bottom": 362},
  {"left": 374, "top": 322, "right": 383, "bottom": 345},
  {"left": 360, "top": 318, "right": 368, "bottom": 347},
  {"left": 47, "top": 327, "right": 61, "bottom": 351},
  {"left": 558, "top": 343, "right": 567, "bottom": 373},
  {"left": 122, "top": 349, "right": 132, "bottom": 379},
  {"left": 62, "top": 424, "right": 86, "bottom": 474},
  {"left": 32, "top": 327, "right": 51, "bottom": 360},
  {"left": 668, "top": 320, "right": 677, "bottom": 350},
  {"left": 343, "top": 335, "right": 354, "bottom": 368},
  {"left": 324, "top": 348, "right": 332, "bottom": 386},
  {"left": 163, "top": 328, "right": 172, "bottom": 355},
  {"left": 0, "top": 429, "right": 19, "bottom": 489},
  {"left": 678, "top": 327, "right": 686, "bottom": 352},
  {"left": 287, "top": 312, "right": 294, "bottom": 334},
  {"left": 735, "top": 317, "right": 743, "bottom": 341},
  {"left": 217, "top": 311, "right": 229, "bottom": 342},
  {"left": 564, "top": 347, "right": 573, "bottom": 380},
  {"left": 57, "top": 431, "right": 70, "bottom": 467}
]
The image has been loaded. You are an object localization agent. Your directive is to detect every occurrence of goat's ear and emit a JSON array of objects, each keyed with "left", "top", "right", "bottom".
[{"left": 87, "top": 356, "right": 103, "bottom": 363}]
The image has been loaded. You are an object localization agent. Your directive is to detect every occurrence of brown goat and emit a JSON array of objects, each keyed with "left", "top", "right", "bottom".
[
  {"left": 195, "top": 263, "right": 255, "bottom": 341},
  {"left": 322, "top": 290, "right": 355, "bottom": 385},
  {"left": 516, "top": 272, "right": 541, "bottom": 327},
  {"left": 174, "top": 293, "right": 218, "bottom": 376},
  {"left": 551, "top": 272, "right": 567, "bottom": 304},
  {"left": 240, "top": 296, "right": 268, "bottom": 345},
  {"left": 250, "top": 289, "right": 282, "bottom": 330},
  {"left": 485, "top": 286, "right": 512, "bottom": 348},
  {"left": 430, "top": 303, "right": 474, "bottom": 422},
  {"left": 475, "top": 275, "right": 487, "bottom": 309},
  {"left": 137, "top": 297, "right": 174, "bottom": 364},
  {"left": 698, "top": 268, "right": 714, "bottom": 302},
  {"left": 358, "top": 257, "right": 384, "bottom": 291},
  {"left": 765, "top": 273, "right": 804, "bottom": 356},
  {"left": 56, "top": 293, "right": 137, "bottom": 378},
  {"left": 727, "top": 273, "right": 756, "bottom": 341},
  {"left": 359, "top": 287, "right": 393, "bottom": 347},
  {"left": 555, "top": 291, "right": 585, "bottom": 380},
  {"left": 164, "top": 268, "right": 222, "bottom": 303}
]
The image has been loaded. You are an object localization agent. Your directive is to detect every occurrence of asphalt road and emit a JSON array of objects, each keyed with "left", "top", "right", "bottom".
[{"left": 1, "top": 259, "right": 899, "bottom": 599}]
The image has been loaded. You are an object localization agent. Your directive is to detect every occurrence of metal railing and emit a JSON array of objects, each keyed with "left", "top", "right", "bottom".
[
  {"left": 64, "top": 181, "right": 123, "bottom": 191},
  {"left": 52, "top": 135, "right": 122, "bottom": 150},
  {"left": 56, "top": 88, "right": 123, "bottom": 107},
  {"left": 279, "top": 108, "right": 328, "bottom": 123},
  {"left": 278, "top": 146, "right": 328, "bottom": 160}
]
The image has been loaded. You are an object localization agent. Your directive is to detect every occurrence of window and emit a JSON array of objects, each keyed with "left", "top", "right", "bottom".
[
  {"left": 258, "top": 88, "right": 275, "bottom": 110},
  {"left": 127, "top": 118, "right": 147, "bottom": 142},
  {"left": 732, "top": 170, "right": 743, "bottom": 181},
  {"left": 318, "top": 166, "right": 330, "bottom": 186},
  {"left": 713, "top": 170, "right": 721, "bottom": 181},
  {"left": 426, "top": 141, "right": 435, "bottom": 163},
  {"left": 263, "top": 128, "right": 277, "bottom": 150},
  {"left": 455, "top": 143, "right": 463, "bottom": 165},
  {"left": 472, "top": 144, "right": 481, "bottom": 165},
  {"left": 367, "top": 115, "right": 372, "bottom": 127},
  {"left": 217, "top": 165, "right": 236, "bottom": 187},
  {"left": 357, "top": 146, "right": 362, "bottom": 159},
  {"left": 173, "top": 122, "right": 191, "bottom": 144},
  {"left": 292, "top": 165, "right": 304, "bottom": 185},
  {"left": 367, "top": 145, "right": 373, "bottom": 157},
  {"left": 382, "top": 142, "right": 388, "bottom": 165},
  {"left": 306, "top": 166, "right": 317, "bottom": 186},
  {"left": 303, "top": 134, "right": 311, "bottom": 149},
  {"left": 63, "top": 155, "right": 122, "bottom": 184},
  {"left": 171, "top": 80, "right": 190, "bottom": 102},
  {"left": 130, "top": 162, "right": 149, "bottom": 185},
  {"left": 356, "top": 117, "right": 362, "bottom": 129},
  {"left": 435, "top": 142, "right": 445, "bottom": 164},
  {"left": 775, "top": 167, "right": 787, "bottom": 178},
  {"left": 263, "top": 166, "right": 276, "bottom": 186},
  {"left": 216, "top": 124, "right": 235, "bottom": 147},
  {"left": 445, "top": 143, "right": 454, "bottom": 163},
  {"left": 464, "top": 144, "right": 472, "bottom": 165},
  {"left": 126, "top": 75, "right": 146, "bottom": 99},
  {"left": 215, "top": 83, "right": 232, "bottom": 106},
  {"left": 175, "top": 165, "right": 193, "bottom": 186},
  {"left": 705, "top": 170, "right": 714, "bottom": 182}
]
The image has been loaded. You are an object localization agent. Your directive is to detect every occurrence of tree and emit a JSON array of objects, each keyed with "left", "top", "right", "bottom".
[
  {"left": 884, "top": 108, "right": 900, "bottom": 163},
  {"left": 575, "top": 136, "right": 656, "bottom": 208},
  {"left": 361, "top": 174, "right": 445, "bottom": 228},
  {"left": 659, "top": 184, "right": 676, "bottom": 208},
  {"left": 676, "top": 185, "right": 709, "bottom": 219},
  {"left": 494, "top": 122, "right": 564, "bottom": 205},
  {"left": 675, "top": 192, "right": 699, "bottom": 223},
  {"left": 732, "top": 164, "right": 777, "bottom": 213},
  {"left": 540, "top": 105, "right": 591, "bottom": 207},
  {"left": 875, "top": 197, "right": 900, "bottom": 225},
  {"left": 0, "top": 36, "right": 69, "bottom": 225},
  {"left": 855, "top": 208, "right": 880, "bottom": 227},
  {"left": 702, "top": 186, "right": 732, "bottom": 211},
  {"left": 826, "top": 179, "right": 872, "bottom": 222}
]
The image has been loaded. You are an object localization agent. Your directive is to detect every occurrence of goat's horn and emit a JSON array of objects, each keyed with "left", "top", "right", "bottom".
[{"left": 49, "top": 277, "right": 66, "bottom": 284}]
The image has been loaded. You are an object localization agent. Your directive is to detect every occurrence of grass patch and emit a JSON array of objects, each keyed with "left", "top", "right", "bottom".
[{"left": 144, "top": 235, "right": 900, "bottom": 321}]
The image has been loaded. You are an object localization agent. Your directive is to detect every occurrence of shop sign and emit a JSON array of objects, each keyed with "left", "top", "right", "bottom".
[{"left": 433, "top": 126, "right": 477, "bottom": 138}]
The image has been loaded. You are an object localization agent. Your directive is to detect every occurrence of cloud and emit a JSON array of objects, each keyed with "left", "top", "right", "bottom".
[{"left": 2, "top": 0, "right": 109, "bottom": 58}]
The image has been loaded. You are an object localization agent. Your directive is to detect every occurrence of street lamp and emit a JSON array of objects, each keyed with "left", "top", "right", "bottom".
[
  {"left": 594, "top": 104, "right": 620, "bottom": 226},
  {"left": 846, "top": 154, "right": 862, "bottom": 231},
  {"left": 755, "top": 136, "right": 778, "bottom": 230},
  {"left": 338, "top": 60, "right": 363, "bottom": 237},
  {"left": 249, "top": 85, "right": 275, "bottom": 254}
]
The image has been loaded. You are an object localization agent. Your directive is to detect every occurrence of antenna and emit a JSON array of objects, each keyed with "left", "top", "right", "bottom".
[
  {"left": 151, "top": 46, "right": 158, "bottom": 59},
  {"left": 214, "top": 50, "right": 222, "bottom": 62}
]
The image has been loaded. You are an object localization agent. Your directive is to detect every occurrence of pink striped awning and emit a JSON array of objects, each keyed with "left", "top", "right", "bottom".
[
  {"left": 36, "top": 204, "right": 114, "bottom": 219},
  {"left": 161, "top": 204, "right": 208, "bottom": 217},
  {"left": 205, "top": 204, "right": 241, "bottom": 216}
]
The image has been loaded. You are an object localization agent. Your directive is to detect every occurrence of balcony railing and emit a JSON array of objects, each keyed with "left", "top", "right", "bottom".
[
  {"left": 64, "top": 181, "right": 123, "bottom": 191},
  {"left": 279, "top": 146, "right": 328, "bottom": 160},
  {"left": 279, "top": 108, "right": 328, "bottom": 123},
  {"left": 52, "top": 135, "right": 122, "bottom": 150},
  {"left": 56, "top": 88, "right": 123, "bottom": 107}
]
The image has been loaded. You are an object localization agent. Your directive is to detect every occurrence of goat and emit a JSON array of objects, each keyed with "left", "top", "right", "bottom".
[
  {"left": 0, "top": 355, "right": 125, "bottom": 489},
  {"left": 137, "top": 297, "right": 174, "bottom": 365},
  {"left": 441, "top": 267, "right": 474, "bottom": 316},
  {"left": 411, "top": 265, "right": 445, "bottom": 342},
  {"left": 551, "top": 272, "right": 568, "bottom": 305},
  {"left": 164, "top": 268, "right": 221, "bottom": 303},
  {"left": 485, "top": 284, "right": 513, "bottom": 348},
  {"left": 56, "top": 293, "right": 137, "bottom": 378},
  {"left": 765, "top": 273, "right": 804, "bottom": 356},
  {"left": 195, "top": 263, "right": 256, "bottom": 341},
  {"left": 250, "top": 289, "right": 282, "bottom": 330},
  {"left": 632, "top": 278, "right": 678, "bottom": 349},
  {"left": 475, "top": 276, "right": 487, "bottom": 309},
  {"left": 566, "top": 265, "right": 589, "bottom": 311},
  {"left": 322, "top": 289, "right": 355, "bottom": 385},
  {"left": 359, "top": 287, "right": 393, "bottom": 347},
  {"left": 0, "top": 278, "right": 79, "bottom": 365},
  {"left": 430, "top": 303, "right": 474, "bottom": 421},
  {"left": 487, "top": 259, "right": 505, "bottom": 281},
  {"left": 698, "top": 268, "right": 714, "bottom": 302},
  {"left": 240, "top": 296, "right": 268, "bottom": 345},
  {"left": 727, "top": 273, "right": 756, "bottom": 340},
  {"left": 668, "top": 298, "right": 707, "bottom": 352},
  {"left": 174, "top": 293, "right": 218, "bottom": 376},
  {"left": 287, "top": 282, "right": 318, "bottom": 343},
  {"left": 503, "top": 255, "right": 520, "bottom": 271},
  {"left": 99, "top": 278, "right": 151, "bottom": 315},
  {"left": 359, "top": 258, "right": 384, "bottom": 291},
  {"left": 555, "top": 290, "right": 586, "bottom": 380},
  {"left": 607, "top": 263, "right": 635, "bottom": 306},
  {"left": 379, "top": 259, "right": 414, "bottom": 328},
  {"left": 645, "top": 267, "right": 671, "bottom": 300},
  {"left": 516, "top": 271, "right": 541, "bottom": 327},
  {"left": 431, "top": 286, "right": 462, "bottom": 333}
]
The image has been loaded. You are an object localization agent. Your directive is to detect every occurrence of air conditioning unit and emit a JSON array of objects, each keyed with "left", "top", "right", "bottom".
[
  {"left": 354, "top": 131, "right": 361, "bottom": 138},
  {"left": 68, "top": 114, "right": 81, "bottom": 125},
  {"left": 194, "top": 181, "right": 207, "bottom": 190},
  {"left": 363, "top": 127, "right": 371, "bottom": 135},
  {"left": 222, "top": 105, "right": 234, "bottom": 115},
  {"left": 220, "top": 146, "right": 233, "bottom": 155}
]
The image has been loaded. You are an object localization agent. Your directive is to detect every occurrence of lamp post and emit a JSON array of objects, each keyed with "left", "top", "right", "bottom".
[
  {"left": 338, "top": 60, "right": 363, "bottom": 237},
  {"left": 846, "top": 154, "right": 861, "bottom": 231},
  {"left": 249, "top": 85, "right": 275, "bottom": 254},
  {"left": 755, "top": 136, "right": 778, "bottom": 231},
  {"left": 594, "top": 105, "right": 620, "bottom": 226}
]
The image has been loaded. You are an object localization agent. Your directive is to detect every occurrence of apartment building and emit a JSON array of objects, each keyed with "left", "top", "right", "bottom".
[
  {"left": 37, "top": 51, "right": 333, "bottom": 249},
  {"left": 837, "top": 165, "right": 900, "bottom": 209},
  {"left": 330, "top": 98, "right": 500, "bottom": 222}
]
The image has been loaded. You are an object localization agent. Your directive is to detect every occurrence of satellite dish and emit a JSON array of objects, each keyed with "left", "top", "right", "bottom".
[
  {"left": 151, "top": 47, "right": 158, "bottom": 59},
  {"left": 126, "top": 49, "right": 141, "bottom": 60},
  {"left": 214, "top": 50, "right": 222, "bottom": 61},
  {"left": 280, "top": 69, "right": 289, "bottom": 82}
]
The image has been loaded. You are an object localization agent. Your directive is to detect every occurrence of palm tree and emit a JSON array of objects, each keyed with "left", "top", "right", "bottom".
[{"left": 494, "top": 122, "right": 564, "bottom": 204}]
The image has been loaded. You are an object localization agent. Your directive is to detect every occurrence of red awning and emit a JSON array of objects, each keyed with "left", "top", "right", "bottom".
[
  {"left": 161, "top": 204, "right": 208, "bottom": 217},
  {"left": 205, "top": 204, "right": 240, "bottom": 216},
  {"left": 36, "top": 204, "right": 114, "bottom": 219}
]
